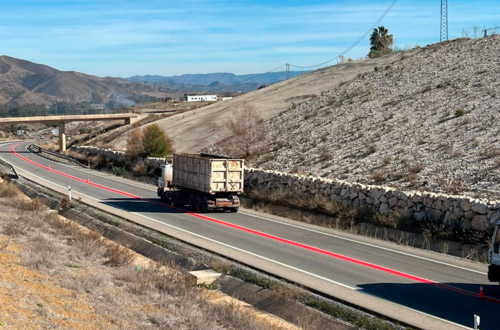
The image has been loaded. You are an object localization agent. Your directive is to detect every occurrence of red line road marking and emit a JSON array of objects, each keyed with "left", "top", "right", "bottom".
[{"left": 10, "top": 143, "right": 500, "bottom": 304}]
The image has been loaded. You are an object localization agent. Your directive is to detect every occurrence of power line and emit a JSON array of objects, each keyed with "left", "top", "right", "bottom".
[
  {"left": 289, "top": 0, "right": 399, "bottom": 69},
  {"left": 236, "top": 64, "right": 286, "bottom": 85}
]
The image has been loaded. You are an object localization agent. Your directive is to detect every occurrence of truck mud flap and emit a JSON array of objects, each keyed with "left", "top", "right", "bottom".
[{"left": 488, "top": 265, "right": 500, "bottom": 282}]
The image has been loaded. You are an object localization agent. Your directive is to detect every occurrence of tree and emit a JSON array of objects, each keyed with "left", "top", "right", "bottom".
[
  {"left": 142, "top": 124, "right": 173, "bottom": 158},
  {"left": 368, "top": 26, "right": 393, "bottom": 58},
  {"left": 126, "top": 128, "right": 144, "bottom": 158},
  {"left": 219, "top": 104, "right": 267, "bottom": 159}
]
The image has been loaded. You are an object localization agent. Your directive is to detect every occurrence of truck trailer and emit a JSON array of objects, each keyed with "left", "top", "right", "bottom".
[
  {"left": 488, "top": 220, "right": 500, "bottom": 284},
  {"left": 157, "top": 153, "right": 244, "bottom": 212}
]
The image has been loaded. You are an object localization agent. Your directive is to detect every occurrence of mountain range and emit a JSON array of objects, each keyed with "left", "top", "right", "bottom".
[
  {"left": 127, "top": 71, "right": 307, "bottom": 92},
  {"left": 0, "top": 55, "right": 164, "bottom": 108}
]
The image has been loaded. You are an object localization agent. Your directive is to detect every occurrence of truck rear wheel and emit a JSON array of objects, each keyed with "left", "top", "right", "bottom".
[{"left": 172, "top": 192, "right": 180, "bottom": 206}]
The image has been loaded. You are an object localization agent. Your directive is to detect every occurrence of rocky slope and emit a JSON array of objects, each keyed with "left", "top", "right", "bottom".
[
  {"left": 0, "top": 55, "right": 163, "bottom": 107},
  {"left": 253, "top": 36, "right": 500, "bottom": 199}
]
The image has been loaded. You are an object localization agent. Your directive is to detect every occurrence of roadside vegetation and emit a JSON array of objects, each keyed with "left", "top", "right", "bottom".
[
  {"left": 127, "top": 124, "right": 174, "bottom": 158},
  {"left": 210, "top": 103, "right": 269, "bottom": 160},
  {"left": 0, "top": 179, "right": 288, "bottom": 330}
]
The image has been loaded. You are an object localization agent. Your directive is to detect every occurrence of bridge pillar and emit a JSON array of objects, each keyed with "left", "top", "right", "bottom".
[{"left": 59, "top": 122, "right": 66, "bottom": 152}]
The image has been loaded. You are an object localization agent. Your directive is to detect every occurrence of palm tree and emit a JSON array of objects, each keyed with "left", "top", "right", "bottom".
[{"left": 369, "top": 26, "right": 393, "bottom": 58}]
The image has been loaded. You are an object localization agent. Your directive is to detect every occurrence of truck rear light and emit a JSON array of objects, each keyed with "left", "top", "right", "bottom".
[
  {"left": 208, "top": 200, "right": 215, "bottom": 205},
  {"left": 232, "top": 199, "right": 239, "bottom": 204}
]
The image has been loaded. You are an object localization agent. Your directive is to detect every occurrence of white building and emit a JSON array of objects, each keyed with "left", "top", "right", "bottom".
[
  {"left": 185, "top": 95, "right": 218, "bottom": 102},
  {"left": 222, "top": 97, "right": 234, "bottom": 101}
]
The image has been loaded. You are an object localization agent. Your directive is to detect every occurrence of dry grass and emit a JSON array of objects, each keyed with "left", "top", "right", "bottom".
[
  {"left": 0, "top": 187, "right": 292, "bottom": 330},
  {"left": 0, "top": 181, "right": 19, "bottom": 197}
]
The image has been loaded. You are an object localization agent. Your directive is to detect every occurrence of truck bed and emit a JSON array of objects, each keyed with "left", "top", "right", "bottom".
[{"left": 173, "top": 154, "right": 244, "bottom": 194}]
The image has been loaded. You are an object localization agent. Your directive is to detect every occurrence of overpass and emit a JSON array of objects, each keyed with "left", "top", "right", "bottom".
[{"left": 0, "top": 113, "right": 139, "bottom": 152}]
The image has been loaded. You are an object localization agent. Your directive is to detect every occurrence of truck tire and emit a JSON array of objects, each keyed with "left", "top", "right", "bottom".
[
  {"left": 172, "top": 192, "right": 180, "bottom": 206},
  {"left": 230, "top": 208, "right": 239, "bottom": 213}
]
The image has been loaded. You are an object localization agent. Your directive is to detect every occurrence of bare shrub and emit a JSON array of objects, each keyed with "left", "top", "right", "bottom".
[
  {"left": 382, "top": 155, "right": 392, "bottom": 166},
  {"left": 132, "top": 161, "right": 147, "bottom": 176},
  {"left": 126, "top": 128, "right": 144, "bottom": 158},
  {"left": 0, "top": 182, "right": 18, "bottom": 197},
  {"left": 90, "top": 155, "right": 103, "bottom": 168},
  {"left": 74, "top": 230, "right": 104, "bottom": 257},
  {"left": 60, "top": 195, "right": 71, "bottom": 209},
  {"left": 209, "top": 258, "right": 232, "bottom": 273},
  {"left": 104, "top": 244, "right": 135, "bottom": 267},
  {"left": 371, "top": 170, "right": 385, "bottom": 183},
  {"left": 18, "top": 198, "right": 43, "bottom": 211},
  {"left": 25, "top": 234, "right": 58, "bottom": 269},
  {"left": 366, "top": 145, "right": 377, "bottom": 155},
  {"left": 218, "top": 103, "right": 268, "bottom": 159},
  {"left": 2, "top": 219, "right": 28, "bottom": 236},
  {"left": 408, "top": 162, "right": 423, "bottom": 174}
]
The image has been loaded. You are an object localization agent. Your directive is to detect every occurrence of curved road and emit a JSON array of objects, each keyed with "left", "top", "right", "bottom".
[{"left": 1, "top": 141, "right": 498, "bottom": 330}]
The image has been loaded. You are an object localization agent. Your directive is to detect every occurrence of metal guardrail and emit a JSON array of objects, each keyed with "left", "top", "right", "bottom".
[
  {"left": 28, "top": 144, "right": 86, "bottom": 168},
  {"left": 0, "top": 157, "right": 18, "bottom": 179},
  {"left": 0, "top": 108, "right": 136, "bottom": 118}
]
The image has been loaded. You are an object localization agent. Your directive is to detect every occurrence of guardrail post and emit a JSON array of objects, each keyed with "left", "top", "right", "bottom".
[
  {"left": 68, "top": 186, "right": 72, "bottom": 201},
  {"left": 474, "top": 314, "right": 481, "bottom": 330}
]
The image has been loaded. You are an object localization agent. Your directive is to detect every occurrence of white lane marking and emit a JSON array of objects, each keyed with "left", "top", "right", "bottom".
[
  {"left": 11, "top": 141, "right": 486, "bottom": 276},
  {"left": 21, "top": 143, "right": 156, "bottom": 192},
  {"left": 17, "top": 168, "right": 356, "bottom": 290},
  {"left": 240, "top": 211, "right": 487, "bottom": 276},
  {"left": 16, "top": 169, "right": 473, "bottom": 330}
]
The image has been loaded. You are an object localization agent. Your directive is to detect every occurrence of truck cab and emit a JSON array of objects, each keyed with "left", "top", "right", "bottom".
[
  {"left": 488, "top": 221, "right": 500, "bottom": 283},
  {"left": 157, "top": 164, "right": 173, "bottom": 197}
]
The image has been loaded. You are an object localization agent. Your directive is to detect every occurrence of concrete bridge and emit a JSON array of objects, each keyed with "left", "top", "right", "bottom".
[{"left": 0, "top": 113, "right": 138, "bottom": 152}]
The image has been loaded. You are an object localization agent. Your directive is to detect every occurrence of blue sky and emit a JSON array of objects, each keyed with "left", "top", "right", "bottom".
[{"left": 0, "top": 0, "right": 499, "bottom": 77}]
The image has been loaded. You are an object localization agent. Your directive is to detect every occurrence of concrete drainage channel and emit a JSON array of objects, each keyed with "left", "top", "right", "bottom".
[{"left": 8, "top": 176, "right": 410, "bottom": 330}]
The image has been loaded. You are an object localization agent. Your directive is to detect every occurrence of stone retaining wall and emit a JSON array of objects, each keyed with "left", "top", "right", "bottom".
[
  {"left": 72, "top": 145, "right": 165, "bottom": 169},
  {"left": 70, "top": 146, "right": 500, "bottom": 231},
  {"left": 244, "top": 169, "right": 500, "bottom": 231}
]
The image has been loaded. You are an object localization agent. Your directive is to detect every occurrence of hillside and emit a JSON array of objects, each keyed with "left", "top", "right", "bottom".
[
  {"left": 253, "top": 36, "right": 500, "bottom": 199},
  {"left": 127, "top": 71, "right": 306, "bottom": 93},
  {"left": 0, "top": 56, "right": 163, "bottom": 108},
  {"left": 110, "top": 51, "right": 414, "bottom": 152}
]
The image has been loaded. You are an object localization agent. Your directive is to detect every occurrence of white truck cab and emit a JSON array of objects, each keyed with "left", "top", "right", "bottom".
[
  {"left": 488, "top": 221, "right": 500, "bottom": 283},
  {"left": 157, "top": 164, "right": 173, "bottom": 194}
]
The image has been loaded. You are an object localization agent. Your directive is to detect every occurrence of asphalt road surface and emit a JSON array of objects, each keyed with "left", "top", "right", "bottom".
[{"left": 1, "top": 141, "right": 499, "bottom": 330}]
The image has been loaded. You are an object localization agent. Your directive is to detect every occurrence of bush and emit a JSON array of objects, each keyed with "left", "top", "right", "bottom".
[
  {"left": 142, "top": 124, "right": 173, "bottom": 158},
  {"left": 126, "top": 128, "right": 144, "bottom": 158},
  {"left": 455, "top": 109, "right": 466, "bottom": 117},
  {"left": 104, "top": 244, "right": 135, "bottom": 267},
  {"left": 112, "top": 166, "right": 126, "bottom": 177}
]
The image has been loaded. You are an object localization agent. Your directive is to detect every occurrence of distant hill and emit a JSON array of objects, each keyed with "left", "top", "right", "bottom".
[
  {"left": 127, "top": 71, "right": 307, "bottom": 92},
  {"left": 0, "top": 55, "right": 164, "bottom": 109}
]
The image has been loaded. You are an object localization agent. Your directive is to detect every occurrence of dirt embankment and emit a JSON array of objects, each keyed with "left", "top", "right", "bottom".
[{"left": 0, "top": 180, "right": 291, "bottom": 330}]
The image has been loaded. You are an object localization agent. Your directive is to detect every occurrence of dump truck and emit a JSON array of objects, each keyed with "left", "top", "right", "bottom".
[
  {"left": 488, "top": 220, "right": 500, "bottom": 284},
  {"left": 157, "top": 153, "right": 244, "bottom": 212}
]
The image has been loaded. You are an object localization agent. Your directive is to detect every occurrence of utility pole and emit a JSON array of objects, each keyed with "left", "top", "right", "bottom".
[
  {"left": 286, "top": 63, "right": 290, "bottom": 80},
  {"left": 440, "top": 0, "right": 448, "bottom": 42}
]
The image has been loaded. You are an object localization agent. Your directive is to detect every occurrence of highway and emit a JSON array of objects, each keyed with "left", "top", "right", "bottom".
[{"left": 1, "top": 141, "right": 499, "bottom": 330}]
